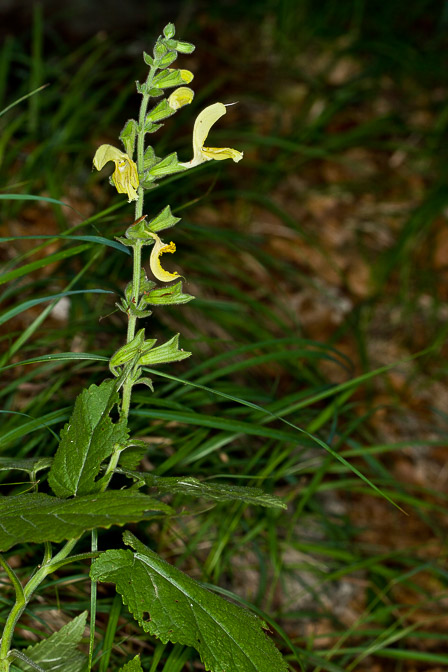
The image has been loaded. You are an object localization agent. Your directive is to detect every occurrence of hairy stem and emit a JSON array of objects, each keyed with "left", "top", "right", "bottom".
[{"left": 120, "top": 62, "right": 158, "bottom": 421}]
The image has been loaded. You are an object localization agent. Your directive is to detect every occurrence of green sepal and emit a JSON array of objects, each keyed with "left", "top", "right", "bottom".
[
  {"left": 143, "top": 146, "right": 157, "bottom": 170},
  {"left": 119, "top": 119, "right": 138, "bottom": 157},
  {"left": 143, "top": 51, "right": 154, "bottom": 66},
  {"left": 146, "top": 99, "right": 175, "bottom": 123},
  {"left": 146, "top": 87, "right": 164, "bottom": 97},
  {"left": 138, "top": 333, "right": 191, "bottom": 367},
  {"left": 124, "top": 271, "right": 155, "bottom": 304},
  {"left": 143, "top": 120, "right": 163, "bottom": 134},
  {"left": 153, "top": 42, "right": 168, "bottom": 60},
  {"left": 157, "top": 51, "right": 178, "bottom": 69},
  {"left": 147, "top": 205, "right": 180, "bottom": 233},
  {"left": 165, "top": 39, "right": 195, "bottom": 54},
  {"left": 163, "top": 23, "right": 175, "bottom": 38},
  {"left": 147, "top": 152, "right": 186, "bottom": 178},
  {"left": 152, "top": 70, "right": 189, "bottom": 90},
  {"left": 109, "top": 330, "right": 157, "bottom": 377},
  {"left": 135, "top": 81, "right": 145, "bottom": 94},
  {"left": 141, "top": 280, "right": 194, "bottom": 306}
]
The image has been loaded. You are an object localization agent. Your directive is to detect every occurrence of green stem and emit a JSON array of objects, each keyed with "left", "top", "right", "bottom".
[
  {"left": 88, "top": 529, "right": 98, "bottom": 672},
  {"left": 0, "top": 538, "right": 79, "bottom": 669},
  {"left": 120, "top": 62, "right": 158, "bottom": 422}
]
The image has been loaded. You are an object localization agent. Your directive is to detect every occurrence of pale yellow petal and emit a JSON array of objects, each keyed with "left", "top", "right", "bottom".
[
  {"left": 168, "top": 87, "right": 195, "bottom": 110},
  {"left": 149, "top": 233, "right": 180, "bottom": 282},
  {"left": 201, "top": 146, "right": 244, "bottom": 162},
  {"left": 192, "top": 102, "right": 226, "bottom": 163},
  {"left": 179, "top": 69, "right": 194, "bottom": 83},
  {"left": 93, "top": 144, "right": 128, "bottom": 171},
  {"left": 112, "top": 157, "right": 139, "bottom": 202},
  {"left": 93, "top": 144, "right": 139, "bottom": 202}
]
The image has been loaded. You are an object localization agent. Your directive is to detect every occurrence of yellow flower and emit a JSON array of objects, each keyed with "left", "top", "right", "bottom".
[
  {"left": 168, "top": 86, "right": 194, "bottom": 110},
  {"left": 182, "top": 102, "right": 243, "bottom": 168},
  {"left": 148, "top": 232, "right": 180, "bottom": 282},
  {"left": 93, "top": 144, "right": 139, "bottom": 202}
]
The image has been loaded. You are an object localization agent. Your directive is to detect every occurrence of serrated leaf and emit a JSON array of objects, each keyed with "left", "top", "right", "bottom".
[
  {"left": 16, "top": 612, "right": 87, "bottom": 672},
  {"left": 118, "top": 655, "right": 143, "bottom": 672},
  {"left": 141, "top": 280, "right": 194, "bottom": 306},
  {"left": 48, "top": 380, "right": 128, "bottom": 497},
  {"left": 0, "top": 491, "right": 171, "bottom": 551},
  {"left": 126, "top": 473, "right": 286, "bottom": 509},
  {"left": 91, "top": 533, "right": 288, "bottom": 672},
  {"left": 138, "top": 334, "right": 191, "bottom": 366},
  {"left": 0, "top": 457, "right": 52, "bottom": 474}
]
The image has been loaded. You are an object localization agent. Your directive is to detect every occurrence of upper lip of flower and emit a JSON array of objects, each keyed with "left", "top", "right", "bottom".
[
  {"left": 182, "top": 102, "right": 243, "bottom": 167},
  {"left": 93, "top": 144, "right": 139, "bottom": 202}
]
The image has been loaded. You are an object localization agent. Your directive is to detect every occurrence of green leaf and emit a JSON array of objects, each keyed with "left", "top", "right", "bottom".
[
  {"left": 125, "top": 473, "right": 287, "bottom": 509},
  {"left": 48, "top": 380, "right": 128, "bottom": 498},
  {"left": 15, "top": 612, "right": 87, "bottom": 672},
  {"left": 0, "top": 491, "right": 172, "bottom": 551},
  {"left": 141, "top": 280, "right": 194, "bottom": 306},
  {"left": 91, "top": 533, "right": 288, "bottom": 672},
  {"left": 147, "top": 153, "right": 186, "bottom": 178},
  {"left": 119, "top": 119, "right": 138, "bottom": 157},
  {"left": 138, "top": 334, "right": 191, "bottom": 366},
  {"left": 118, "top": 655, "right": 143, "bottom": 672},
  {"left": 143, "top": 51, "right": 154, "bottom": 66},
  {"left": 0, "top": 457, "right": 52, "bottom": 474},
  {"left": 147, "top": 205, "right": 180, "bottom": 233}
]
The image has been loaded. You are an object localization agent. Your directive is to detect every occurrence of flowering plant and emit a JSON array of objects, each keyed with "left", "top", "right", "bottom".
[{"left": 0, "top": 24, "right": 287, "bottom": 672}]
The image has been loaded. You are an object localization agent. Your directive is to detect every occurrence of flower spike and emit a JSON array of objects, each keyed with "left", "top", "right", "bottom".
[
  {"left": 148, "top": 232, "right": 180, "bottom": 283},
  {"left": 93, "top": 144, "right": 139, "bottom": 202},
  {"left": 182, "top": 102, "right": 243, "bottom": 168}
]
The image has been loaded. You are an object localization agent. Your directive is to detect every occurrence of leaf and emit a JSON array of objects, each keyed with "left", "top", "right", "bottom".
[
  {"left": 48, "top": 380, "right": 128, "bottom": 497},
  {"left": 0, "top": 491, "right": 172, "bottom": 552},
  {"left": 125, "top": 473, "right": 287, "bottom": 509},
  {"left": 91, "top": 532, "right": 288, "bottom": 672},
  {"left": 0, "top": 457, "right": 52, "bottom": 474},
  {"left": 15, "top": 612, "right": 87, "bottom": 672},
  {"left": 118, "top": 656, "right": 143, "bottom": 672}
]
